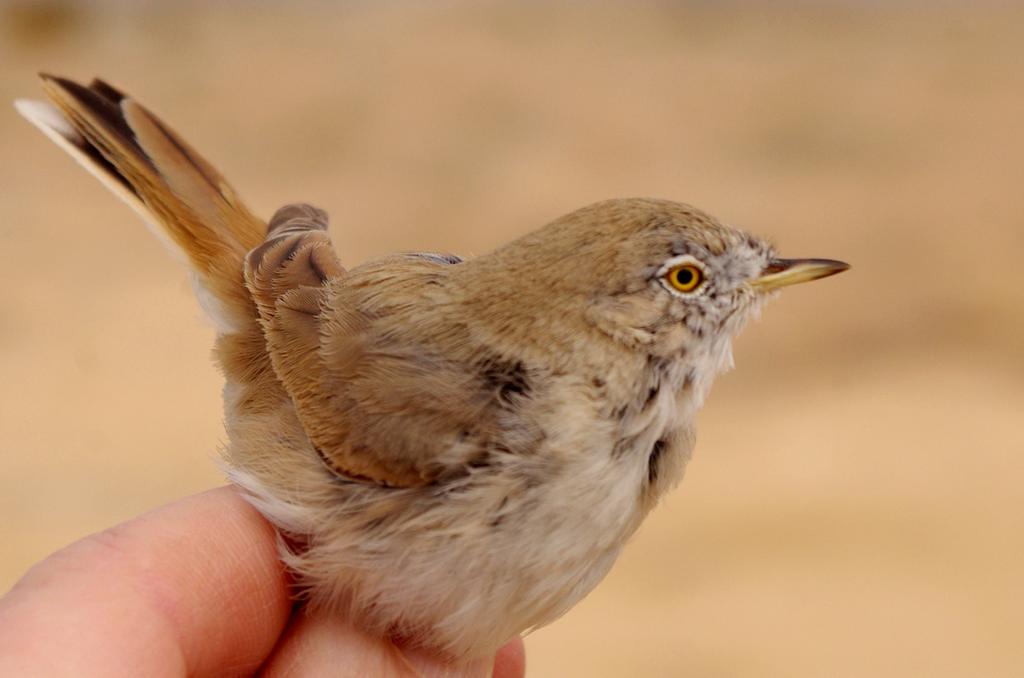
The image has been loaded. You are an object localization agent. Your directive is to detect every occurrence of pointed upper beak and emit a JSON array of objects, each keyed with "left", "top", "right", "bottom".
[{"left": 751, "top": 258, "right": 850, "bottom": 291}]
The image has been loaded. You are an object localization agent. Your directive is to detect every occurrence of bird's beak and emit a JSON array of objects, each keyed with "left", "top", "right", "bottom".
[{"left": 752, "top": 258, "right": 850, "bottom": 291}]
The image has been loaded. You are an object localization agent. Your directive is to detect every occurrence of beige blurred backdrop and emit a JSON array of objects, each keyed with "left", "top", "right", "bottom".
[{"left": 1, "top": 2, "right": 1022, "bottom": 676}]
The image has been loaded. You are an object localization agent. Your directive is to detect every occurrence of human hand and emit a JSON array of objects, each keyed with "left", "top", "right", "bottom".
[{"left": 0, "top": 487, "right": 525, "bottom": 677}]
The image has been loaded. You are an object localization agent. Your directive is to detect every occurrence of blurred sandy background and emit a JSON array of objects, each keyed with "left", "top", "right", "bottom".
[{"left": 1, "top": 1, "right": 1022, "bottom": 676}]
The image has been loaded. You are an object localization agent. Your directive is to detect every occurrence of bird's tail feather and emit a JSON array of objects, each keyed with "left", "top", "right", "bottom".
[{"left": 16, "top": 74, "right": 265, "bottom": 335}]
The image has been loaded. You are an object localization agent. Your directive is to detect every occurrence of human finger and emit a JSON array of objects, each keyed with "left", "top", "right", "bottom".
[
  {"left": 258, "top": 607, "right": 525, "bottom": 678},
  {"left": 0, "top": 486, "right": 291, "bottom": 677}
]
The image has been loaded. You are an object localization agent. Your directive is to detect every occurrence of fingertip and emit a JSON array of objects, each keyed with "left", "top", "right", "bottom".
[
  {"left": 259, "top": 609, "right": 524, "bottom": 678},
  {"left": 402, "top": 648, "right": 490, "bottom": 678},
  {"left": 492, "top": 637, "right": 526, "bottom": 678},
  {"left": 259, "top": 610, "right": 408, "bottom": 677}
]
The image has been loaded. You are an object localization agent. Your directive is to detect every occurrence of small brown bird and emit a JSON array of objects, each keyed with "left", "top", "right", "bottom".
[{"left": 17, "top": 75, "right": 848, "bottom": 660}]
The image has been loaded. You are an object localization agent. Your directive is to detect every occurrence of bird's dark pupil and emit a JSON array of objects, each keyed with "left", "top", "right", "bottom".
[{"left": 676, "top": 269, "right": 693, "bottom": 285}]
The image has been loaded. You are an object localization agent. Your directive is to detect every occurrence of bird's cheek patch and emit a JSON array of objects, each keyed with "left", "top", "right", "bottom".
[{"left": 585, "top": 293, "right": 664, "bottom": 347}]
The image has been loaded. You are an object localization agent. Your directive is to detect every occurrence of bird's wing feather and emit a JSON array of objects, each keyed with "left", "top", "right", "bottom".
[{"left": 245, "top": 208, "right": 507, "bottom": 487}]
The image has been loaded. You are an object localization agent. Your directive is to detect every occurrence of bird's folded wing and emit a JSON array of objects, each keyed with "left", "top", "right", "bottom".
[{"left": 245, "top": 207, "right": 502, "bottom": 487}]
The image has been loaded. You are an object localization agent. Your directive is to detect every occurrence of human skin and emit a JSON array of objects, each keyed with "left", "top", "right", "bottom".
[{"left": 0, "top": 487, "right": 525, "bottom": 677}]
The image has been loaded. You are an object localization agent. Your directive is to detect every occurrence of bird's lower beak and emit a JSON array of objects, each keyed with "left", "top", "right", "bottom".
[{"left": 752, "top": 258, "right": 849, "bottom": 291}]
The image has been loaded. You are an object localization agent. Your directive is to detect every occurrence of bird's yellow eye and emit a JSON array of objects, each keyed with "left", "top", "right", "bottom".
[{"left": 666, "top": 264, "right": 704, "bottom": 293}]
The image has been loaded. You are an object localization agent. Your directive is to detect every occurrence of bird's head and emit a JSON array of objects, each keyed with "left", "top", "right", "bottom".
[{"left": 474, "top": 198, "right": 847, "bottom": 378}]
